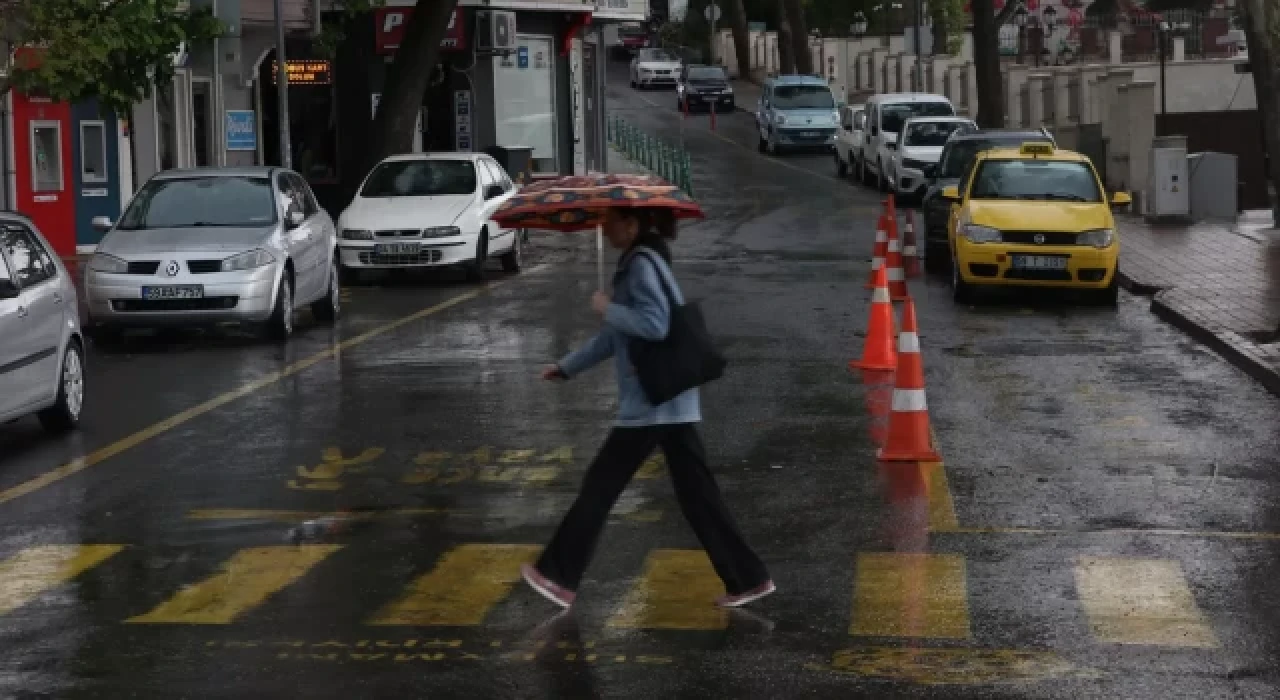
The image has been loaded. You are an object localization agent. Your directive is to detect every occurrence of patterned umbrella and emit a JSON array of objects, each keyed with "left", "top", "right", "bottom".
[{"left": 492, "top": 173, "right": 704, "bottom": 232}]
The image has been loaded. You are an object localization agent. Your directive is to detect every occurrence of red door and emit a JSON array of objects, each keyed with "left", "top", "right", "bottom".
[{"left": 12, "top": 92, "right": 76, "bottom": 257}]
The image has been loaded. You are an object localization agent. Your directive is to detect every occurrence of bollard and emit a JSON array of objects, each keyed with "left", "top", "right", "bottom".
[{"left": 710, "top": 105, "right": 717, "bottom": 132}]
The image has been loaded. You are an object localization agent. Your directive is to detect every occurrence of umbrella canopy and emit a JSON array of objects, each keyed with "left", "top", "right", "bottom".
[{"left": 492, "top": 173, "right": 704, "bottom": 232}]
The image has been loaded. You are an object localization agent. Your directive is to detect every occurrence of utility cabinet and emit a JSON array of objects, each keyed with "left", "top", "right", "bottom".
[
  {"left": 1147, "top": 135, "right": 1190, "bottom": 220},
  {"left": 1187, "top": 151, "right": 1239, "bottom": 220}
]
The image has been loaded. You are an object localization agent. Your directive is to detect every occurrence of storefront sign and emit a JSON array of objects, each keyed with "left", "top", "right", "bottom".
[
  {"left": 225, "top": 110, "right": 257, "bottom": 151},
  {"left": 454, "top": 90, "right": 472, "bottom": 152},
  {"left": 594, "top": 0, "right": 646, "bottom": 20},
  {"left": 518, "top": 46, "right": 529, "bottom": 69},
  {"left": 272, "top": 60, "right": 332, "bottom": 86},
  {"left": 376, "top": 8, "right": 465, "bottom": 54}
]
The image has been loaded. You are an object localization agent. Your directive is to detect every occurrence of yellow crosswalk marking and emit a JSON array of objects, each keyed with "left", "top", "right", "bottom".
[
  {"left": 608, "top": 549, "right": 726, "bottom": 630},
  {"left": 921, "top": 461, "right": 959, "bottom": 531},
  {"left": 0, "top": 545, "right": 123, "bottom": 616},
  {"left": 368, "top": 544, "right": 540, "bottom": 626},
  {"left": 1074, "top": 557, "right": 1218, "bottom": 648},
  {"left": 127, "top": 545, "right": 341, "bottom": 624},
  {"left": 850, "top": 553, "right": 971, "bottom": 639}
]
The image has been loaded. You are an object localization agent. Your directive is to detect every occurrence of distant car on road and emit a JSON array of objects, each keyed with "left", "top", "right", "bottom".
[
  {"left": 611, "top": 22, "right": 649, "bottom": 59},
  {"left": 755, "top": 74, "right": 841, "bottom": 155},
  {"left": 83, "top": 167, "right": 340, "bottom": 342},
  {"left": 834, "top": 104, "right": 867, "bottom": 179},
  {"left": 858, "top": 93, "right": 956, "bottom": 190},
  {"left": 888, "top": 116, "right": 977, "bottom": 201},
  {"left": 676, "top": 64, "right": 734, "bottom": 113},
  {"left": 0, "top": 213, "right": 85, "bottom": 433},
  {"left": 336, "top": 153, "right": 521, "bottom": 283},
  {"left": 630, "top": 48, "right": 682, "bottom": 89}
]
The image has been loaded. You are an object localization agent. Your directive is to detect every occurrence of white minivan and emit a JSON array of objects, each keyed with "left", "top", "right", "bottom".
[{"left": 856, "top": 93, "right": 956, "bottom": 190}]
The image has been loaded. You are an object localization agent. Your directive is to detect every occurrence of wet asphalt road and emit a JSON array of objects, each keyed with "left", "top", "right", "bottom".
[{"left": 0, "top": 61, "right": 1278, "bottom": 698}]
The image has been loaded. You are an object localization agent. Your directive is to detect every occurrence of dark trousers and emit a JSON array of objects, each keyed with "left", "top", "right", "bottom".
[{"left": 535, "top": 423, "right": 769, "bottom": 595}]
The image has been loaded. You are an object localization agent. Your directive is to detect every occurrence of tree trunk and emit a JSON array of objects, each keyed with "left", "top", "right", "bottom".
[
  {"left": 728, "top": 0, "right": 753, "bottom": 81},
  {"left": 369, "top": 0, "right": 459, "bottom": 169},
  {"left": 782, "top": 0, "right": 811, "bottom": 74},
  {"left": 774, "top": 0, "right": 795, "bottom": 74},
  {"left": 971, "top": 0, "right": 1021, "bottom": 128},
  {"left": 1241, "top": 0, "right": 1280, "bottom": 225}
]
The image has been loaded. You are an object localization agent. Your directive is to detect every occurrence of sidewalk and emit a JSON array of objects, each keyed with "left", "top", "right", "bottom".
[{"left": 1117, "top": 212, "right": 1280, "bottom": 395}]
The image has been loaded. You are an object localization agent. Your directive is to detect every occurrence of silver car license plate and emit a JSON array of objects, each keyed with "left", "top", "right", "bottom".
[
  {"left": 1011, "top": 255, "right": 1068, "bottom": 270},
  {"left": 375, "top": 243, "right": 421, "bottom": 255},
  {"left": 142, "top": 285, "right": 204, "bottom": 300}
]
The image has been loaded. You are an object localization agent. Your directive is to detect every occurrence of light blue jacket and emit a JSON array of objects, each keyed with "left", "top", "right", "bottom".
[{"left": 557, "top": 246, "right": 701, "bottom": 426}]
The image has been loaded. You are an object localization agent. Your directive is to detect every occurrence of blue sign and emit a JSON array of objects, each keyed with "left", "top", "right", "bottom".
[
  {"left": 517, "top": 46, "right": 529, "bottom": 69},
  {"left": 225, "top": 110, "right": 257, "bottom": 151}
]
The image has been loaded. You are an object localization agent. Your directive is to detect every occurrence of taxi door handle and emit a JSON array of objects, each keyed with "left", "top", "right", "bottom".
[
  {"left": 16, "top": 306, "right": 28, "bottom": 318},
  {"left": 52, "top": 292, "right": 63, "bottom": 305}
]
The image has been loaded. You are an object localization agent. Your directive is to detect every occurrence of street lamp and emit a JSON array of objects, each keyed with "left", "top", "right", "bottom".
[
  {"left": 1026, "top": 16, "right": 1042, "bottom": 67},
  {"left": 1158, "top": 20, "right": 1192, "bottom": 117},
  {"left": 851, "top": 12, "right": 868, "bottom": 39}
]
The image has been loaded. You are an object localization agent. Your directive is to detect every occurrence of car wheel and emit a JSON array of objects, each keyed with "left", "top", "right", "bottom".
[
  {"left": 37, "top": 340, "right": 85, "bottom": 434},
  {"left": 466, "top": 231, "right": 489, "bottom": 283},
  {"left": 266, "top": 274, "right": 294, "bottom": 341},
  {"left": 311, "top": 259, "right": 341, "bottom": 323},
  {"left": 500, "top": 234, "right": 522, "bottom": 273},
  {"left": 767, "top": 133, "right": 780, "bottom": 156},
  {"left": 757, "top": 133, "right": 767, "bottom": 153},
  {"left": 1099, "top": 276, "right": 1119, "bottom": 308},
  {"left": 951, "top": 253, "right": 973, "bottom": 304},
  {"left": 878, "top": 161, "right": 889, "bottom": 192}
]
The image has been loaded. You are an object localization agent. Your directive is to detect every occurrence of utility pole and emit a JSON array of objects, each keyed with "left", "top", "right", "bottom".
[
  {"left": 912, "top": 0, "right": 923, "bottom": 90},
  {"left": 273, "top": 0, "right": 292, "bottom": 169}
]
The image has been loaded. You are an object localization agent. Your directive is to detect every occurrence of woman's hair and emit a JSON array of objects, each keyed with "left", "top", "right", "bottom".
[{"left": 623, "top": 207, "right": 678, "bottom": 241}]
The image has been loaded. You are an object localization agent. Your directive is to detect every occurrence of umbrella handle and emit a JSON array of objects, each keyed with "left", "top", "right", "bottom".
[{"left": 596, "top": 223, "right": 604, "bottom": 290}]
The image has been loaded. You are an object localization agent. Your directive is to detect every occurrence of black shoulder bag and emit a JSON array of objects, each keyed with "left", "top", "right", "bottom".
[{"left": 626, "top": 250, "right": 727, "bottom": 404}]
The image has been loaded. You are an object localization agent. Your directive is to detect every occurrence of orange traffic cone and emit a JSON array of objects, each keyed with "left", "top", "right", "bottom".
[
  {"left": 902, "top": 210, "right": 921, "bottom": 278},
  {"left": 878, "top": 298, "right": 941, "bottom": 462},
  {"left": 865, "top": 214, "right": 889, "bottom": 289},
  {"left": 851, "top": 265, "right": 897, "bottom": 372},
  {"left": 885, "top": 217, "right": 909, "bottom": 301}
]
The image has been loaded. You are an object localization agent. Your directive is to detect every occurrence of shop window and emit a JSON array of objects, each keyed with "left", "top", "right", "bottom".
[
  {"left": 80, "top": 121, "right": 109, "bottom": 183},
  {"left": 31, "top": 122, "right": 64, "bottom": 193},
  {"left": 493, "top": 36, "right": 558, "bottom": 174}
]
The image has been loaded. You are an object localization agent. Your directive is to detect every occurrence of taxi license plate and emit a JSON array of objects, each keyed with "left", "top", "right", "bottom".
[
  {"left": 375, "top": 243, "right": 421, "bottom": 255},
  {"left": 142, "top": 285, "right": 204, "bottom": 300},
  {"left": 1011, "top": 255, "right": 1068, "bottom": 270}
]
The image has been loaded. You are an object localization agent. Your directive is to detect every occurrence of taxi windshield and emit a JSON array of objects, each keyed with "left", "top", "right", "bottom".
[{"left": 969, "top": 159, "right": 1102, "bottom": 202}]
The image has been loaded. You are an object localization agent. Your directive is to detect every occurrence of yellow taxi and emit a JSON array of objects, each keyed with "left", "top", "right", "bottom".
[{"left": 939, "top": 142, "right": 1131, "bottom": 306}]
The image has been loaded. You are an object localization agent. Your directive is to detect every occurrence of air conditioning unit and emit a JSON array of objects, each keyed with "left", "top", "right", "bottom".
[{"left": 476, "top": 10, "right": 517, "bottom": 53}]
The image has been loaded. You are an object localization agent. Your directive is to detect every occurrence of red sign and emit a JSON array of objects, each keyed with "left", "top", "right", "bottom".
[{"left": 375, "top": 7, "right": 465, "bottom": 55}]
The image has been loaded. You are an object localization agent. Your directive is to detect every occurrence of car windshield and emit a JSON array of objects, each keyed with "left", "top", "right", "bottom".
[
  {"left": 882, "top": 102, "right": 955, "bottom": 134},
  {"left": 361, "top": 160, "right": 477, "bottom": 197},
  {"left": 117, "top": 176, "right": 277, "bottom": 230},
  {"left": 639, "top": 49, "right": 676, "bottom": 62},
  {"left": 904, "top": 121, "right": 971, "bottom": 147},
  {"left": 969, "top": 159, "right": 1103, "bottom": 202},
  {"left": 772, "top": 84, "right": 835, "bottom": 109},
  {"left": 619, "top": 25, "right": 645, "bottom": 37},
  {"left": 688, "top": 66, "right": 726, "bottom": 81}
]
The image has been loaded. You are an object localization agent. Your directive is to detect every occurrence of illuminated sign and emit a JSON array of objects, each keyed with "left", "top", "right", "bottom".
[{"left": 272, "top": 60, "right": 332, "bottom": 86}]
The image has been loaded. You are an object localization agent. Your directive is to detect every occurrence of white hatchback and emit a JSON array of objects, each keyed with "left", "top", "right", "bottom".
[{"left": 336, "top": 153, "right": 521, "bottom": 281}]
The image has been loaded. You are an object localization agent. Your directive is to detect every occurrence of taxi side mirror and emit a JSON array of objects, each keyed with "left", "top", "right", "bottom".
[
  {"left": 941, "top": 185, "right": 960, "bottom": 201},
  {"left": 1111, "top": 191, "right": 1132, "bottom": 206}
]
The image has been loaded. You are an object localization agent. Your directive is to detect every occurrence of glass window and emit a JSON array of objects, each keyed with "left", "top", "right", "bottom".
[
  {"left": 80, "top": 121, "right": 109, "bottom": 183},
  {"left": 637, "top": 49, "right": 677, "bottom": 62},
  {"left": 687, "top": 66, "right": 726, "bottom": 81},
  {"left": 903, "top": 121, "right": 971, "bottom": 147},
  {"left": 276, "top": 173, "right": 303, "bottom": 218},
  {"left": 0, "top": 247, "right": 11, "bottom": 285},
  {"left": 118, "top": 176, "right": 278, "bottom": 230},
  {"left": 31, "top": 123, "right": 63, "bottom": 193},
  {"left": 0, "top": 226, "right": 53, "bottom": 287},
  {"left": 288, "top": 174, "right": 318, "bottom": 217},
  {"left": 880, "top": 102, "right": 956, "bottom": 134},
  {"left": 493, "top": 36, "right": 558, "bottom": 174},
  {"left": 476, "top": 160, "right": 498, "bottom": 187},
  {"left": 969, "top": 159, "right": 1103, "bottom": 202},
  {"left": 360, "top": 160, "right": 477, "bottom": 197},
  {"left": 771, "top": 85, "right": 835, "bottom": 109}
]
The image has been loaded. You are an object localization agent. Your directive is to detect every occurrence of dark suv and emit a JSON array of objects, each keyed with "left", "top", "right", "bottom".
[
  {"left": 920, "top": 128, "right": 1056, "bottom": 272},
  {"left": 676, "top": 64, "right": 734, "bottom": 113}
]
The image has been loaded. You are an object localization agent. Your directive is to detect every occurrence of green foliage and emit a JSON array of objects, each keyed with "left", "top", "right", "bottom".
[
  {"left": 933, "top": 0, "right": 965, "bottom": 55},
  {"left": 4, "top": 0, "right": 224, "bottom": 116},
  {"left": 316, "top": 0, "right": 387, "bottom": 57}
]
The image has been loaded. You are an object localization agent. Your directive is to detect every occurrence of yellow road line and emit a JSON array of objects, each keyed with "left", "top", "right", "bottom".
[
  {"left": 940, "top": 526, "right": 1280, "bottom": 541},
  {"left": 127, "top": 545, "right": 342, "bottom": 624},
  {"left": 368, "top": 544, "right": 540, "bottom": 626},
  {"left": 0, "top": 269, "right": 544, "bottom": 508},
  {"left": 186, "top": 508, "right": 449, "bottom": 523},
  {"left": 850, "top": 553, "right": 971, "bottom": 639},
  {"left": 608, "top": 549, "right": 728, "bottom": 630},
  {"left": 1074, "top": 556, "right": 1218, "bottom": 648},
  {"left": 0, "top": 545, "right": 124, "bottom": 616},
  {"left": 921, "top": 461, "right": 959, "bottom": 532}
]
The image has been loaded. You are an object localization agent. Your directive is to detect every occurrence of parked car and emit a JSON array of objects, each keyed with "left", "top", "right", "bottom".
[
  {"left": 629, "top": 48, "right": 682, "bottom": 89},
  {"left": 834, "top": 104, "right": 867, "bottom": 178},
  {"left": 676, "top": 64, "right": 735, "bottom": 113},
  {"left": 857, "top": 93, "right": 956, "bottom": 190},
  {"left": 336, "top": 153, "right": 521, "bottom": 282},
  {"left": 755, "top": 74, "right": 841, "bottom": 155},
  {"left": 0, "top": 214, "right": 85, "bottom": 433},
  {"left": 83, "top": 167, "right": 340, "bottom": 342},
  {"left": 611, "top": 22, "right": 649, "bottom": 59},
  {"left": 920, "top": 127, "right": 1056, "bottom": 271},
  {"left": 888, "top": 116, "right": 977, "bottom": 201}
]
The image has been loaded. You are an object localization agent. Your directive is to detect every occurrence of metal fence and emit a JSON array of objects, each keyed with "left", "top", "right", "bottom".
[
  {"left": 606, "top": 116, "right": 695, "bottom": 196},
  {"left": 996, "top": 9, "right": 1234, "bottom": 66}
]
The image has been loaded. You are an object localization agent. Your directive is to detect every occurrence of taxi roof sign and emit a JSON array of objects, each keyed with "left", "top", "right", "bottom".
[{"left": 1020, "top": 142, "right": 1055, "bottom": 156}]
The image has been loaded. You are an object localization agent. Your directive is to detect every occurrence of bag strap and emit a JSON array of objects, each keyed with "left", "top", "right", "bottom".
[{"left": 630, "top": 249, "right": 682, "bottom": 308}]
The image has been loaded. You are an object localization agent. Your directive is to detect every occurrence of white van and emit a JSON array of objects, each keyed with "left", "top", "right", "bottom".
[{"left": 856, "top": 93, "right": 956, "bottom": 190}]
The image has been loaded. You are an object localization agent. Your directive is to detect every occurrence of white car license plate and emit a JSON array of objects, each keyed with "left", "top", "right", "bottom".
[
  {"left": 375, "top": 243, "right": 421, "bottom": 255},
  {"left": 1011, "top": 255, "right": 1068, "bottom": 270},
  {"left": 800, "top": 131, "right": 819, "bottom": 138},
  {"left": 142, "top": 285, "right": 204, "bottom": 300}
]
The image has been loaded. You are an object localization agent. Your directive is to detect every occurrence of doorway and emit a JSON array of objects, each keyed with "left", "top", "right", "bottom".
[{"left": 192, "top": 78, "right": 215, "bottom": 166}]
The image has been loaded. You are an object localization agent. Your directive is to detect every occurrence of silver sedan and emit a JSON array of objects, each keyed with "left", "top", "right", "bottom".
[{"left": 83, "top": 167, "right": 340, "bottom": 341}]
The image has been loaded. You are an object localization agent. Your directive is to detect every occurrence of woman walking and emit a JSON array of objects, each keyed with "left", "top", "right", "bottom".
[{"left": 521, "top": 207, "right": 774, "bottom": 609}]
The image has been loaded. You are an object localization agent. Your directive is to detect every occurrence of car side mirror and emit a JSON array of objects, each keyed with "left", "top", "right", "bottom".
[
  {"left": 287, "top": 208, "right": 305, "bottom": 228},
  {"left": 1111, "top": 191, "right": 1132, "bottom": 206},
  {"left": 485, "top": 184, "right": 505, "bottom": 200},
  {"left": 91, "top": 216, "right": 114, "bottom": 233},
  {"left": 941, "top": 185, "right": 960, "bottom": 201},
  {"left": 0, "top": 280, "right": 18, "bottom": 300}
]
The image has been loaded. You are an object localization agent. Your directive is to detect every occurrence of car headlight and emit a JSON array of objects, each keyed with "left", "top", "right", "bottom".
[
  {"left": 88, "top": 253, "right": 127, "bottom": 274},
  {"left": 902, "top": 158, "right": 931, "bottom": 171},
  {"left": 342, "top": 228, "right": 372, "bottom": 240},
  {"left": 775, "top": 113, "right": 787, "bottom": 125},
  {"left": 423, "top": 226, "right": 461, "bottom": 238},
  {"left": 960, "top": 224, "right": 1002, "bottom": 243},
  {"left": 221, "top": 248, "right": 276, "bottom": 272},
  {"left": 1077, "top": 228, "right": 1115, "bottom": 248},
  {"left": 830, "top": 110, "right": 841, "bottom": 124}
]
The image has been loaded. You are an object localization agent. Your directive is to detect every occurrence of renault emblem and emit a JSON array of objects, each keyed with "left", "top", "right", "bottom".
[
  {"left": 1033, "top": 234, "right": 1046, "bottom": 244},
  {"left": 165, "top": 260, "right": 181, "bottom": 276}
]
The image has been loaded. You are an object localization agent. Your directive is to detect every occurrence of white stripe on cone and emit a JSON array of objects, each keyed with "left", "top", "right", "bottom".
[
  {"left": 887, "top": 267, "right": 905, "bottom": 281},
  {"left": 872, "top": 257, "right": 884, "bottom": 270},
  {"left": 887, "top": 240, "right": 902, "bottom": 252},
  {"left": 871, "top": 286, "right": 891, "bottom": 303},
  {"left": 891, "top": 388, "right": 928, "bottom": 412},
  {"left": 875, "top": 230, "right": 887, "bottom": 242},
  {"left": 898, "top": 331, "right": 920, "bottom": 353}
]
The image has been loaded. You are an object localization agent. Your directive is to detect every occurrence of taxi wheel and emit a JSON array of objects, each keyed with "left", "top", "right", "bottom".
[
  {"left": 951, "top": 255, "right": 973, "bottom": 304},
  {"left": 1098, "top": 277, "right": 1119, "bottom": 308}
]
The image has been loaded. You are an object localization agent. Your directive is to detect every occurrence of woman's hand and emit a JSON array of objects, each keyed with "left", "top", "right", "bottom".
[
  {"left": 541, "top": 365, "right": 566, "bottom": 381},
  {"left": 591, "top": 291, "right": 611, "bottom": 315}
]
